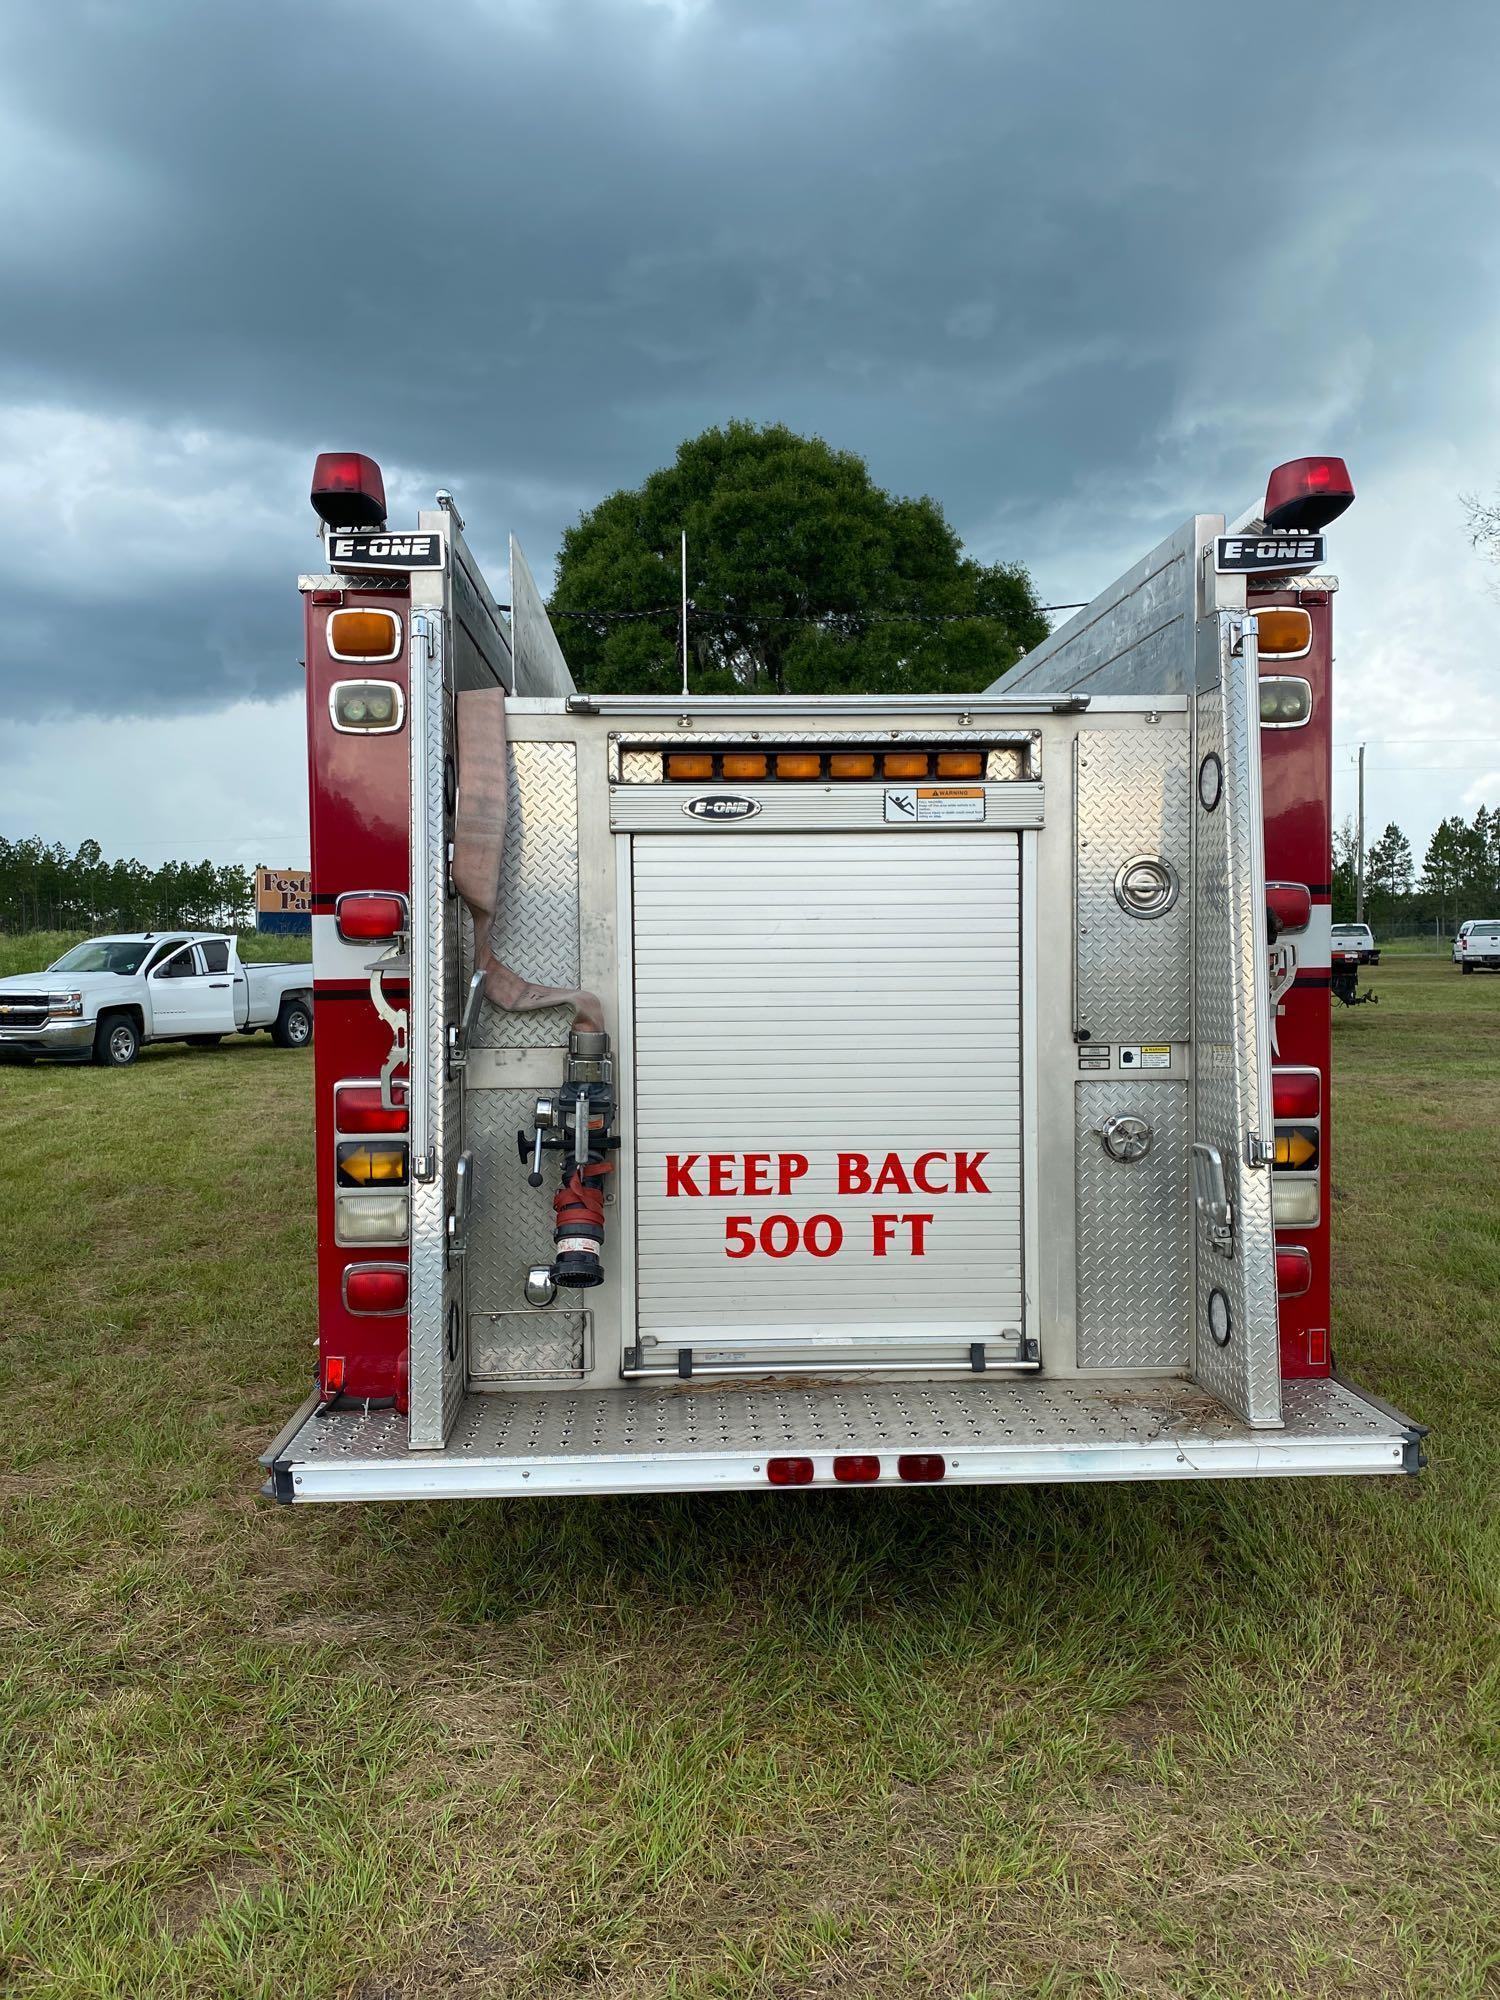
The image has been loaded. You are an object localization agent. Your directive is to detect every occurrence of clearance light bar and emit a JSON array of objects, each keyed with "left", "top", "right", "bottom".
[{"left": 660, "top": 747, "right": 999, "bottom": 783}]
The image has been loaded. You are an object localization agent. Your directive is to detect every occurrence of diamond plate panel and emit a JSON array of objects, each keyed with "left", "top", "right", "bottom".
[
  {"left": 1074, "top": 729, "right": 1190, "bottom": 1043},
  {"left": 282, "top": 1376, "right": 1404, "bottom": 1471},
  {"left": 462, "top": 739, "right": 579, "bottom": 1051},
  {"left": 408, "top": 613, "right": 465, "bottom": 1448},
  {"left": 464, "top": 1087, "right": 549, "bottom": 1312},
  {"left": 1193, "top": 622, "right": 1280, "bottom": 1426},
  {"left": 470, "top": 1312, "right": 590, "bottom": 1380},
  {"left": 1075, "top": 1080, "right": 1189, "bottom": 1370}
]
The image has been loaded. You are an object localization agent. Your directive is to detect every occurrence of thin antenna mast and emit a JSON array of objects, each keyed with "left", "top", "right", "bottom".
[{"left": 679, "top": 529, "right": 690, "bottom": 697}]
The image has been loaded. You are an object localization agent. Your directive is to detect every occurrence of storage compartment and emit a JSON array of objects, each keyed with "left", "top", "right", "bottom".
[{"left": 625, "top": 830, "right": 1028, "bottom": 1377}]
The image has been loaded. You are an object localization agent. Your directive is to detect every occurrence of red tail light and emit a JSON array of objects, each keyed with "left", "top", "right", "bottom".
[
  {"left": 1266, "top": 882, "right": 1312, "bottom": 934},
  {"left": 311, "top": 451, "right": 387, "bottom": 528},
  {"left": 833, "top": 1454, "right": 880, "bottom": 1483},
  {"left": 1272, "top": 1069, "right": 1321, "bottom": 1120},
  {"left": 1263, "top": 456, "right": 1354, "bottom": 532},
  {"left": 335, "top": 1082, "right": 409, "bottom": 1133},
  {"left": 767, "top": 1456, "right": 814, "bottom": 1486},
  {"left": 343, "top": 1264, "right": 409, "bottom": 1315},
  {"left": 1276, "top": 1248, "right": 1312, "bottom": 1299},
  {"left": 335, "top": 891, "right": 408, "bottom": 942},
  {"left": 897, "top": 1453, "right": 945, "bottom": 1482}
]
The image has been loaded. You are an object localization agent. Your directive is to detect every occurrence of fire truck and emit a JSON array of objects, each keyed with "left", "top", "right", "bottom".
[{"left": 262, "top": 451, "right": 1425, "bottom": 1502}]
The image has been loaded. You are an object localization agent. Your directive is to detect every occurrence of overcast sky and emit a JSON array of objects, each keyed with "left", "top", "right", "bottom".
[{"left": 3, "top": 0, "right": 1498, "bottom": 872}]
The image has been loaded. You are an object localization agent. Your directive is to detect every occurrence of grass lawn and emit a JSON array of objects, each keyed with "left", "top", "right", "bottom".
[{"left": 0, "top": 958, "right": 1495, "bottom": 1998}]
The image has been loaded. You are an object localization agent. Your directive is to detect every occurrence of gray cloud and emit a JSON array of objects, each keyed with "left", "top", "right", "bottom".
[{"left": 2, "top": 0, "right": 1499, "bottom": 852}]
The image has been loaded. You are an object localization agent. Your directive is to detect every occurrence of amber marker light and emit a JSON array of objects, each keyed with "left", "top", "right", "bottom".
[
  {"left": 935, "top": 752, "right": 984, "bottom": 778},
  {"left": 828, "top": 753, "right": 876, "bottom": 779},
  {"left": 775, "top": 753, "right": 822, "bottom": 780},
  {"left": 883, "top": 751, "right": 930, "bottom": 779},
  {"left": 666, "top": 753, "right": 714, "bottom": 781}
]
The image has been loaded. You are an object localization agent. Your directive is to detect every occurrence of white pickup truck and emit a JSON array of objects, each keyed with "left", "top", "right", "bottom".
[{"left": 0, "top": 932, "right": 313, "bottom": 1066}]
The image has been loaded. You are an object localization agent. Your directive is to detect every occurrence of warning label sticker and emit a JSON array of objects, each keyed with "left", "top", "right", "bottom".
[
  {"left": 1118, "top": 1045, "right": 1173, "bottom": 1071},
  {"left": 884, "top": 786, "right": 985, "bottom": 824}
]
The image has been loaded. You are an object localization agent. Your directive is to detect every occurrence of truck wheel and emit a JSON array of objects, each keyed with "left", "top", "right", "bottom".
[
  {"left": 93, "top": 1012, "right": 140, "bottom": 1067},
  {"left": 1461, "top": 962, "right": 1473, "bottom": 974},
  {"left": 187, "top": 1035, "right": 223, "bottom": 1048},
  {"left": 273, "top": 998, "right": 313, "bottom": 1048}
]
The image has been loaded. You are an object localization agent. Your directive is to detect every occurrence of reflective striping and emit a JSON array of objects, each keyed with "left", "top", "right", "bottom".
[{"left": 630, "top": 832, "right": 1025, "bottom": 1359}]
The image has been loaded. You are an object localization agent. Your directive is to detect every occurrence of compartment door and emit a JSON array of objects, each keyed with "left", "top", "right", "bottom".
[
  {"left": 406, "top": 605, "right": 470, "bottom": 1447},
  {"left": 1191, "top": 614, "right": 1281, "bottom": 1427},
  {"left": 629, "top": 830, "right": 1026, "bottom": 1374}
]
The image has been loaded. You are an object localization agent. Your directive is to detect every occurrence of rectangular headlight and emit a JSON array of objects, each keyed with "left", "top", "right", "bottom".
[{"left": 47, "top": 993, "right": 84, "bottom": 1018}]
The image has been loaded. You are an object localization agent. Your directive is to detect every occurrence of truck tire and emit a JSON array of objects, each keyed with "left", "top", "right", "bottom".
[
  {"left": 1461, "top": 961, "right": 1473, "bottom": 974},
  {"left": 273, "top": 998, "right": 313, "bottom": 1048},
  {"left": 93, "top": 1012, "right": 140, "bottom": 1067}
]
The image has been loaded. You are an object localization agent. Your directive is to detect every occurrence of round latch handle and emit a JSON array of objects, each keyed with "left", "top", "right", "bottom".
[{"left": 1097, "top": 1114, "right": 1153, "bottom": 1162}]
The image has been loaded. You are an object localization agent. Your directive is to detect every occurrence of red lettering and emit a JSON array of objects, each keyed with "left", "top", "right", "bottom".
[
  {"left": 779, "top": 1153, "right": 809, "bottom": 1195},
  {"left": 804, "top": 1214, "right": 843, "bottom": 1257},
  {"left": 838, "top": 1152, "right": 871, "bottom": 1194},
  {"left": 872, "top": 1213, "right": 932, "bottom": 1256},
  {"left": 743, "top": 1153, "right": 772, "bottom": 1195},
  {"left": 912, "top": 1151, "right": 949, "bottom": 1194},
  {"left": 666, "top": 1154, "right": 701, "bottom": 1197},
  {"left": 761, "top": 1215, "right": 798, "bottom": 1258},
  {"left": 954, "top": 1151, "right": 990, "bottom": 1194},
  {"left": 725, "top": 1215, "right": 755, "bottom": 1257},
  {"left": 707, "top": 1154, "right": 735, "bottom": 1196},
  {"left": 873, "top": 1152, "right": 912, "bottom": 1195}
]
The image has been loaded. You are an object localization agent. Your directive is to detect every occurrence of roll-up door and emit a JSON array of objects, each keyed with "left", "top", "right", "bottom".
[{"left": 629, "top": 830, "right": 1026, "bottom": 1373}]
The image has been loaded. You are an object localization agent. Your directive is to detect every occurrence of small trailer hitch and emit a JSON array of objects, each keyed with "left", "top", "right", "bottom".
[{"left": 517, "top": 1028, "right": 619, "bottom": 1289}]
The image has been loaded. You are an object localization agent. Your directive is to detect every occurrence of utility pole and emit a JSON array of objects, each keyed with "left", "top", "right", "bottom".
[
  {"left": 1355, "top": 742, "right": 1366, "bottom": 924},
  {"left": 679, "top": 529, "right": 689, "bottom": 698}
]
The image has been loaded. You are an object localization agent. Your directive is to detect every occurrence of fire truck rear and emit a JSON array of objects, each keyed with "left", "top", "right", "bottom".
[{"left": 262, "top": 451, "right": 1424, "bottom": 1502}]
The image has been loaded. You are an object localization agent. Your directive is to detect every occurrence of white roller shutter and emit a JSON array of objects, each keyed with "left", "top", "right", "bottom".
[{"left": 630, "top": 831, "right": 1024, "bottom": 1368}]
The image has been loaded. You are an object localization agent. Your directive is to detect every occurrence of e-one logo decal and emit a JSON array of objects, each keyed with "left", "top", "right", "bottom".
[
  {"left": 682, "top": 793, "right": 761, "bottom": 822},
  {"left": 1214, "top": 533, "right": 1324, "bottom": 575},
  {"left": 327, "top": 531, "right": 444, "bottom": 570}
]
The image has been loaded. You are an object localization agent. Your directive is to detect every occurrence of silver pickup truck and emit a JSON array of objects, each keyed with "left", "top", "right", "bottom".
[{"left": 0, "top": 932, "right": 313, "bottom": 1066}]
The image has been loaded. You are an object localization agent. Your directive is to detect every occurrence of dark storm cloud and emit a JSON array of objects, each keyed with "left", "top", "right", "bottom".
[{"left": 2, "top": 0, "right": 1498, "bottom": 720}]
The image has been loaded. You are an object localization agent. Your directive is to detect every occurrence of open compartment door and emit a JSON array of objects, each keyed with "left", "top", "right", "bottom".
[
  {"left": 1191, "top": 613, "right": 1281, "bottom": 1427},
  {"left": 406, "top": 587, "right": 470, "bottom": 1449}
]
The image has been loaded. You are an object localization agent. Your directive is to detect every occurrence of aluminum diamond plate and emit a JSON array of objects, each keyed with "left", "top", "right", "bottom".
[
  {"left": 408, "top": 613, "right": 466, "bottom": 1449},
  {"left": 462, "top": 739, "right": 580, "bottom": 1050},
  {"left": 463, "top": 1087, "right": 539, "bottom": 1312},
  {"left": 280, "top": 1376, "right": 1407, "bottom": 1471},
  {"left": 470, "top": 1312, "right": 589, "bottom": 1380},
  {"left": 1075, "top": 1080, "right": 1189, "bottom": 1370},
  {"left": 1074, "top": 729, "right": 1190, "bottom": 1043},
  {"left": 1193, "top": 622, "right": 1280, "bottom": 1426}
]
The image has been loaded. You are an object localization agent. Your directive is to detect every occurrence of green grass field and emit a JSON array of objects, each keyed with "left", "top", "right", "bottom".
[{"left": 1, "top": 959, "right": 1495, "bottom": 1998}]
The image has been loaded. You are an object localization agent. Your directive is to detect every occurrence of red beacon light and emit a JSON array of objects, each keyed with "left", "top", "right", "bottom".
[
  {"left": 335, "top": 891, "right": 409, "bottom": 943},
  {"left": 1262, "top": 456, "right": 1354, "bottom": 533},
  {"left": 311, "top": 451, "right": 388, "bottom": 529}
]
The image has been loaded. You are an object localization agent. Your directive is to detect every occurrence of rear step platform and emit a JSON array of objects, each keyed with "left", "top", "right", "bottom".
[{"left": 264, "top": 1376, "right": 1422, "bottom": 1502}]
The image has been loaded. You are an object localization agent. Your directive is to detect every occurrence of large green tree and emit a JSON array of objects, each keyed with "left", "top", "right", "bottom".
[{"left": 549, "top": 421, "right": 1049, "bottom": 696}]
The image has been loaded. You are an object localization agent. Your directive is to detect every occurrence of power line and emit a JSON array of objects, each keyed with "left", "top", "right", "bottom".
[{"left": 549, "top": 600, "right": 1086, "bottom": 627}]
